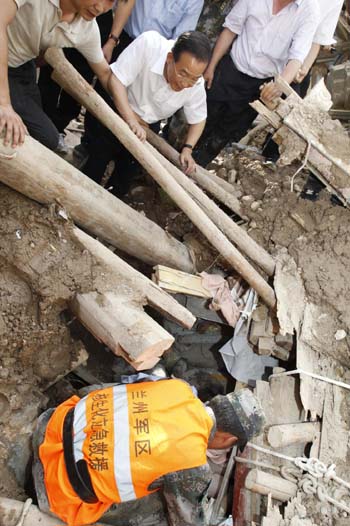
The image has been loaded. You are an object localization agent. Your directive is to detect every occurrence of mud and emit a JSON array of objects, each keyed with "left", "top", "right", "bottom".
[
  {"left": 223, "top": 152, "right": 350, "bottom": 367},
  {"left": 0, "top": 183, "right": 107, "bottom": 498}
]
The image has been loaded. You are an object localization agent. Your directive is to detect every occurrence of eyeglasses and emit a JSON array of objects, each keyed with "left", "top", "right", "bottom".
[{"left": 172, "top": 60, "right": 201, "bottom": 87}]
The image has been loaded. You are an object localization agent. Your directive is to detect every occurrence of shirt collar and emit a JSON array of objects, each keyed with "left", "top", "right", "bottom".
[{"left": 151, "top": 40, "right": 174, "bottom": 76}]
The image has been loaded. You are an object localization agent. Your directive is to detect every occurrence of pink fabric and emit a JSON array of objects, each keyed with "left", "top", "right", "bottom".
[{"left": 200, "top": 272, "right": 241, "bottom": 327}]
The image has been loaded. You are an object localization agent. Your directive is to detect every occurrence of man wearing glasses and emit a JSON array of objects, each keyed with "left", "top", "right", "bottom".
[{"left": 82, "top": 30, "right": 211, "bottom": 194}]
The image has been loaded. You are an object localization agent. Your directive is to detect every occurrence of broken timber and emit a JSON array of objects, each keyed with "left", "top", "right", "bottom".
[
  {"left": 71, "top": 229, "right": 195, "bottom": 370},
  {"left": 145, "top": 127, "right": 242, "bottom": 216},
  {"left": 251, "top": 76, "right": 350, "bottom": 207},
  {"left": 152, "top": 265, "right": 211, "bottom": 298},
  {"left": 0, "top": 136, "right": 194, "bottom": 272},
  {"left": 145, "top": 136, "right": 275, "bottom": 277},
  {"left": 45, "top": 48, "right": 276, "bottom": 308}
]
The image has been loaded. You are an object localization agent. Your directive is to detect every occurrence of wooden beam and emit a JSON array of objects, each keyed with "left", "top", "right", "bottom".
[
  {"left": 70, "top": 291, "right": 174, "bottom": 370},
  {"left": 45, "top": 48, "right": 276, "bottom": 308},
  {"left": 145, "top": 128, "right": 242, "bottom": 215},
  {"left": 153, "top": 265, "right": 211, "bottom": 298},
  {"left": 73, "top": 228, "right": 196, "bottom": 329},
  {"left": 0, "top": 136, "right": 194, "bottom": 272},
  {"left": 146, "top": 141, "right": 275, "bottom": 277}
]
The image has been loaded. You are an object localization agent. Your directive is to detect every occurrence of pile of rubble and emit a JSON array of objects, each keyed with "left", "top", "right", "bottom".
[{"left": 0, "top": 51, "right": 349, "bottom": 526}]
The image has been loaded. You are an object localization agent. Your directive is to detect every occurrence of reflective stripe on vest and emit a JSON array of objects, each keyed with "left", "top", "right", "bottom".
[{"left": 72, "top": 379, "right": 213, "bottom": 504}]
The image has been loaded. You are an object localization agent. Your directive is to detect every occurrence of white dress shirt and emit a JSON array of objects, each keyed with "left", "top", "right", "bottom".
[
  {"left": 313, "top": 0, "right": 343, "bottom": 46},
  {"left": 9, "top": 0, "right": 103, "bottom": 68},
  {"left": 110, "top": 31, "right": 207, "bottom": 124},
  {"left": 223, "top": 0, "right": 320, "bottom": 79}
]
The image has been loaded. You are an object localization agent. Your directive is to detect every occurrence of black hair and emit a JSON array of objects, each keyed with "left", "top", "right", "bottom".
[{"left": 172, "top": 31, "right": 211, "bottom": 64}]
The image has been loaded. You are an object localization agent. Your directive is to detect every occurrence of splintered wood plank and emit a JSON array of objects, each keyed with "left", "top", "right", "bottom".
[{"left": 152, "top": 265, "right": 211, "bottom": 298}]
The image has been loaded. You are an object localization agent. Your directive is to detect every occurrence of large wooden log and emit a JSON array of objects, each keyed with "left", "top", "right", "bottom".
[
  {"left": 145, "top": 127, "right": 242, "bottom": 215},
  {"left": 267, "top": 422, "right": 321, "bottom": 449},
  {"left": 73, "top": 228, "right": 196, "bottom": 329},
  {"left": 0, "top": 498, "right": 108, "bottom": 526},
  {"left": 45, "top": 48, "right": 276, "bottom": 308},
  {"left": 70, "top": 291, "right": 174, "bottom": 370},
  {"left": 0, "top": 135, "right": 194, "bottom": 271},
  {"left": 145, "top": 139, "right": 275, "bottom": 277},
  {"left": 245, "top": 469, "right": 297, "bottom": 502}
]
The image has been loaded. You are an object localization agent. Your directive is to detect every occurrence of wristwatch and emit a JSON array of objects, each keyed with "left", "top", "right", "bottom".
[
  {"left": 108, "top": 33, "right": 120, "bottom": 47},
  {"left": 182, "top": 143, "right": 193, "bottom": 150}
]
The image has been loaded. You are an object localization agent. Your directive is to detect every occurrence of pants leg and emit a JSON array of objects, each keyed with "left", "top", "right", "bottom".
[
  {"left": 194, "top": 55, "right": 269, "bottom": 166},
  {"left": 8, "top": 61, "right": 59, "bottom": 150}
]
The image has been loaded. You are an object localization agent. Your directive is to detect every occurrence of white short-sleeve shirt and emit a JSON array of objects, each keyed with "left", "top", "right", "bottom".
[
  {"left": 110, "top": 31, "right": 207, "bottom": 124},
  {"left": 224, "top": 0, "right": 320, "bottom": 79},
  {"left": 8, "top": 0, "right": 104, "bottom": 68},
  {"left": 313, "top": 0, "right": 343, "bottom": 46}
]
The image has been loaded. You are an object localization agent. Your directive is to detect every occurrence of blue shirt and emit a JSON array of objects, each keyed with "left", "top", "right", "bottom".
[{"left": 124, "top": 0, "right": 204, "bottom": 40}]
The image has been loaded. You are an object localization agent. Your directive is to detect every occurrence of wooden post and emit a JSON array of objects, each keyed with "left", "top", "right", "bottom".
[
  {"left": 45, "top": 49, "right": 276, "bottom": 308},
  {"left": 73, "top": 228, "right": 196, "bottom": 329},
  {"left": 145, "top": 140, "right": 275, "bottom": 277},
  {"left": 145, "top": 128, "right": 242, "bottom": 216},
  {"left": 267, "top": 422, "right": 321, "bottom": 449},
  {"left": 70, "top": 291, "right": 174, "bottom": 370},
  {"left": 0, "top": 135, "right": 194, "bottom": 272},
  {"left": 245, "top": 469, "right": 297, "bottom": 502}
]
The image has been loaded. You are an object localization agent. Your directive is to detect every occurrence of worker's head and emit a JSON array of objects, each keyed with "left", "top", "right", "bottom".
[
  {"left": 166, "top": 31, "right": 211, "bottom": 92},
  {"left": 207, "top": 389, "right": 266, "bottom": 450},
  {"left": 70, "top": 0, "right": 115, "bottom": 20}
]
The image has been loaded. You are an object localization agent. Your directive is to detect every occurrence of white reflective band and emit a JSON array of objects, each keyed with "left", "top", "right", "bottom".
[
  {"left": 73, "top": 397, "right": 87, "bottom": 462},
  {"left": 113, "top": 385, "right": 136, "bottom": 501}
]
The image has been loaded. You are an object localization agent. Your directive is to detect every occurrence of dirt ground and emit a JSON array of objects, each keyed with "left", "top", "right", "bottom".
[{"left": 0, "top": 131, "right": 349, "bottom": 520}]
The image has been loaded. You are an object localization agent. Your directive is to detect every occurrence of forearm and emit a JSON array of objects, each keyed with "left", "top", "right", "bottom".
[
  {"left": 185, "top": 120, "right": 206, "bottom": 149},
  {"left": 0, "top": 30, "right": 11, "bottom": 106},
  {"left": 281, "top": 59, "right": 302, "bottom": 84},
  {"left": 111, "top": 0, "right": 135, "bottom": 38},
  {"left": 302, "top": 43, "right": 321, "bottom": 73},
  {"left": 108, "top": 74, "right": 138, "bottom": 122},
  {"left": 208, "top": 28, "right": 236, "bottom": 70}
]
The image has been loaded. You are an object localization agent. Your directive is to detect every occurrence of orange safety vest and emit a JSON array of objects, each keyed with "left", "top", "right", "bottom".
[{"left": 39, "top": 379, "right": 213, "bottom": 525}]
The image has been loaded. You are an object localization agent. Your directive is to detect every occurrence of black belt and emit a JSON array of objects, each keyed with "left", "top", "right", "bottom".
[{"left": 63, "top": 407, "right": 98, "bottom": 504}]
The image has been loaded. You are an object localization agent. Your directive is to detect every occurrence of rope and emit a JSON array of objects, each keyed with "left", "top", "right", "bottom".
[
  {"left": 269, "top": 368, "right": 350, "bottom": 391},
  {"left": 245, "top": 443, "right": 350, "bottom": 515},
  {"left": 290, "top": 140, "right": 312, "bottom": 193}
]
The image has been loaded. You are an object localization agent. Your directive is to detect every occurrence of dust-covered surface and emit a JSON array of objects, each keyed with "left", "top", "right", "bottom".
[
  {"left": 0, "top": 183, "right": 113, "bottom": 498},
  {"left": 214, "top": 149, "right": 350, "bottom": 523}
]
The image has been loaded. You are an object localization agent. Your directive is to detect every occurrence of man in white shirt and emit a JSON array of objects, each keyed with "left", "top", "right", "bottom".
[
  {"left": 194, "top": 0, "right": 320, "bottom": 166},
  {"left": 0, "top": 0, "right": 115, "bottom": 150},
  {"left": 294, "top": 0, "right": 343, "bottom": 96},
  {"left": 83, "top": 30, "right": 210, "bottom": 194}
]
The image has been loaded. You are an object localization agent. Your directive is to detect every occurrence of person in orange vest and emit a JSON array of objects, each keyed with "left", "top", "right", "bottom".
[{"left": 32, "top": 378, "right": 266, "bottom": 526}]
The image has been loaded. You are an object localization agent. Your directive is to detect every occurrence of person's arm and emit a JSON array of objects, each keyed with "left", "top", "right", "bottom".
[
  {"left": 88, "top": 58, "right": 113, "bottom": 93},
  {"left": 180, "top": 120, "right": 205, "bottom": 174},
  {"left": 103, "top": 0, "right": 136, "bottom": 63},
  {"left": 294, "top": 42, "right": 320, "bottom": 83},
  {"left": 0, "top": 0, "right": 27, "bottom": 148},
  {"left": 172, "top": 0, "right": 204, "bottom": 39},
  {"left": 260, "top": 59, "right": 301, "bottom": 102},
  {"left": 108, "top": 73, "right": 146, "bottom": 141},
  {"left": 160, "top": 465, "right": 212, "bottom": 526},
  {"left": 204, "top": 28, "right": 236, "bottom": 89}
]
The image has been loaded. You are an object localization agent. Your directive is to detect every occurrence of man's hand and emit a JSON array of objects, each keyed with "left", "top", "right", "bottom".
[
  {"left": 102, "top": 39, "right": 115, "bottom": 64},
  {"left": 204, "top": 65, "right": 215, "bottom": 90},
  {"left": 180, "top": 147, "right": 196, "bottom": 175},
  {"left": 294, "top": 65, "right": 309, "bottom": 84},
  {"left": 0, "top": 104, "right": 27, "bottom": 148},
  {"left": 260, "top": 81, "right": 282, "bottom": 103},
  {"left": 126, "top": 118, "right": 146, "bottom": 142}
]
